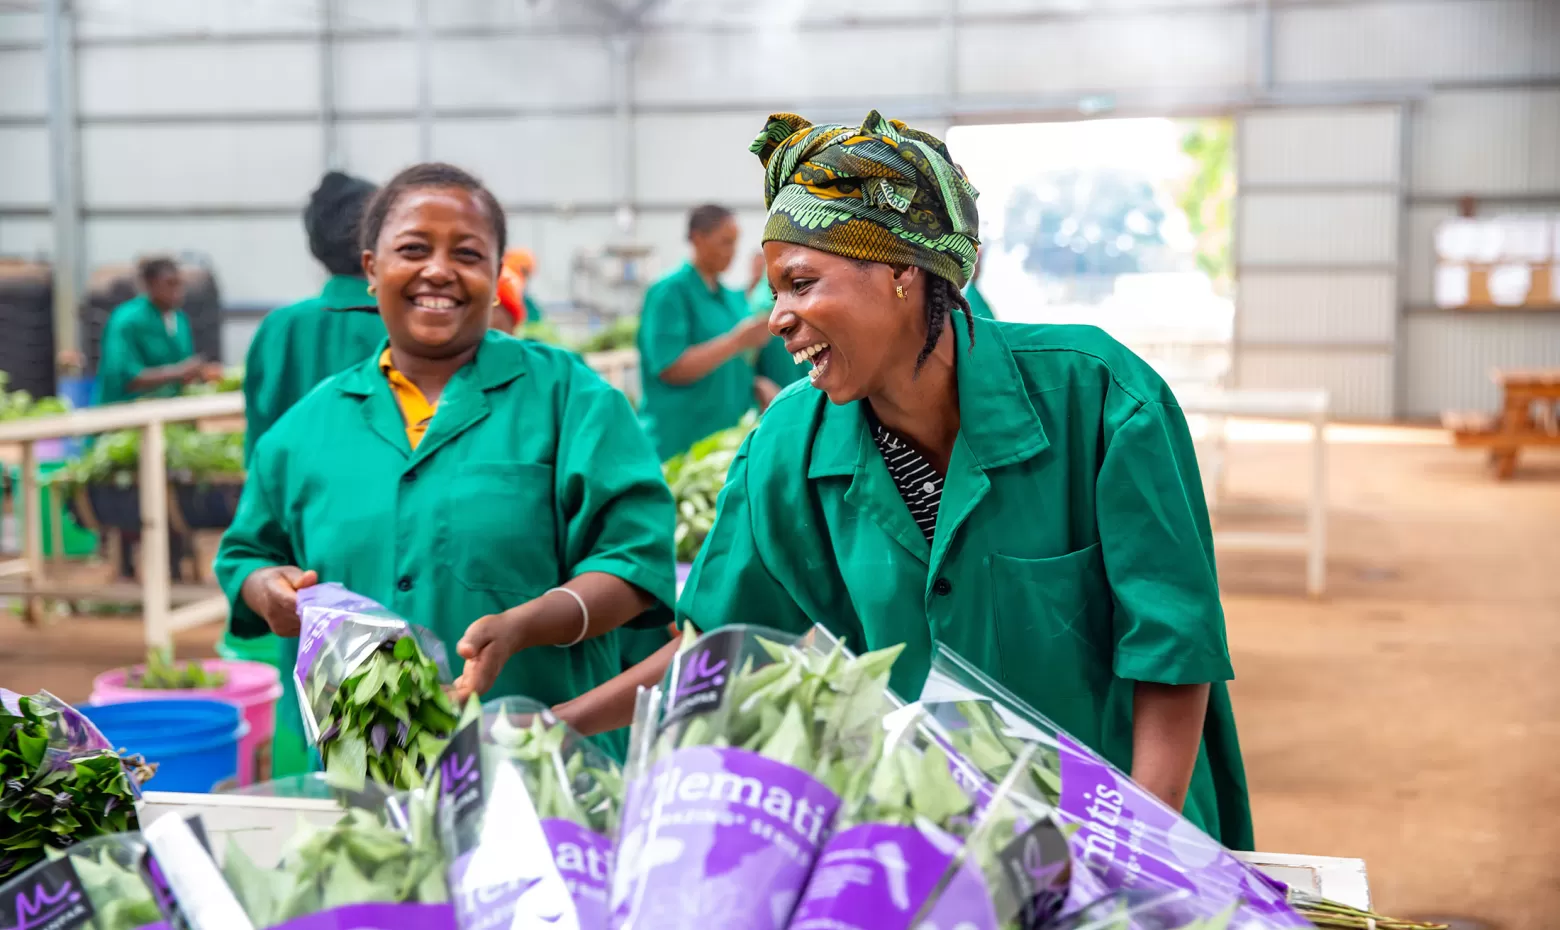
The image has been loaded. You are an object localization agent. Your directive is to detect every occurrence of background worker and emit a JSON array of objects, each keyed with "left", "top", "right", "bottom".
[
  {"left": 93, "top": 256, "right": 221, "bottom": 405},
  {"left": 242, "top": 171, "right": 383, "bottom": 463},
  {"left": 216, "top": 163, "right": 676, "bottom": 762},
  {"left": 635, "top": 204, "right": 779, "bottom": 461}
]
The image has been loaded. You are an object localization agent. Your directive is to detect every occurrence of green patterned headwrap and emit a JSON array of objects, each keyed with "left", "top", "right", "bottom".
[{"left": 750, "top": 111, "right": 980, "bottom": 288}]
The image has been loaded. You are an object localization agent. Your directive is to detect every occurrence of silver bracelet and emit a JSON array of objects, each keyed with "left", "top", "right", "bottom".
[{"left": 547, "top": 586, "right": 590, "bottom": 647}]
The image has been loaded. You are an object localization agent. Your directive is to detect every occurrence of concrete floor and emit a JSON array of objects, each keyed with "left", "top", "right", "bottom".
[{"left": 0, "top": 429, "right": 1555, "bottom": 929}]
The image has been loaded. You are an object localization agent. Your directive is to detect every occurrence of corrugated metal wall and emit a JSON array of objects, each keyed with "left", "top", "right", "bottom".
[
  {"left": 1234, "top": 106, "right": 1404, "bottom": 420},
  {"left": 2, "top": 0, "right": 1558, "bottom": 401}
]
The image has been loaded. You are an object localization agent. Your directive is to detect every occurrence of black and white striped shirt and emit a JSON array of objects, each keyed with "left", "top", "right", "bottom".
[{"left": 867, "top": 410, "right": 944, "bottom": 542}]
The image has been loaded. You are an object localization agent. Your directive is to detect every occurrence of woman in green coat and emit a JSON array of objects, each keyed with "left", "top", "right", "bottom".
[
  {"left": 560, "top": 112, "right": 1254, "bottom": 849},
  {"left": 215, "top": 163, "right": 677, "bottom": 761},
  {"left": 242, "top": 171, "right": 385, "bottom": 464},
  {"left": 93, "top": 257, "right": 218, "bottom": 405}
]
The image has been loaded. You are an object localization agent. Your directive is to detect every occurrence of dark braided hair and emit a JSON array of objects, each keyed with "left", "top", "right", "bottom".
[
  {"left": 359, "top": 162, "right": 507, "bottom": 258},
  {"left": 915, "top": 274, "right": 977, "bottom": 371}
]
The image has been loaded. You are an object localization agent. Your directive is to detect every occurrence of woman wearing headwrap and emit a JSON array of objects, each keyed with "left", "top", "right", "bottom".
[
  {"left": 557, "top": 112, "right": 1253, "bottom": 849},
  {"left": 242, "top": 171, "right": 385, "bottom": 462},
  {"left": 495, "top": 247, "right": 546, "bottom": 329}
]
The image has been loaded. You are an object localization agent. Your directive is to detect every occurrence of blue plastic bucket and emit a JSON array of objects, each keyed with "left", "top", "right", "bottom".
[{"left": 80, "top": 698, "right": 248, "bottom": 794}]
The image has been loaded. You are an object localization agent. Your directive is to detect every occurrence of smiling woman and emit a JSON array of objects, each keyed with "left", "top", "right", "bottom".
[
  {"left": 559, "top": 113, "right": 1255, "bottom": 849},
  {"left": 214, "top": 162, "right": 679, "bottom": 762}
]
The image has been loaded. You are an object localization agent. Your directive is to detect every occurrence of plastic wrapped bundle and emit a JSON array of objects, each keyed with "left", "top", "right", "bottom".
[
  {"left": 294, "top": 583, "right": 462, "bottom": 792},
  {"left": 609, "top": 625, "right": 904, "bottom": 930},
  {"left": 145, "top": 777, "right": 455, "bottom": 930},
  {"left": 789, "top": 703, "right": 1072, "bottom": 930},
  {"left": 918, "top": 646, "right": 1307, "bottom": 929},
  {"left": 0, "top": 833, "right": 174, "bottom": 930},
  {"left": 0, "top": 689, "right": 152, "bottom": 881},
  {"left": 437, "top": 697, "right": 622, "bottom": 929}
]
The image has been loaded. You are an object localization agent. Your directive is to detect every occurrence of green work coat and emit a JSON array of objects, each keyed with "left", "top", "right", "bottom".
[
  {"left": 242, "top": 275, "right": 384, "bottom": 465},
  {"left": 637, "top": 263, "right": 758, "bottom": 461},
  {"left": 678, "top": 314, "right": 1254, "bottom": 849},
  {"left": 216, "top": 330, "right": 678, "bottom": 761},
  {"left": 523, "top": 293, "right": 545, "bottom": 324},
  {"left": 964, "top": 282, "right": 996, "bottom": 320},
  {"left": 93, "top": 295, "right": 196, "bottom": 405}
]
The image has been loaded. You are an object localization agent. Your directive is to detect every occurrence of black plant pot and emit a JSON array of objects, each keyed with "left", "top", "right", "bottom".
[{"left": 173, "top": 482, "right": 242, "bottom": 530}]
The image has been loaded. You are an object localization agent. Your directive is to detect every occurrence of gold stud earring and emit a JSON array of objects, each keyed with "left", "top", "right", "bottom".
[
  {"left": 492, "top": 297, "right": 501, "bottom": 307},
  {"left": 895, "top": 285, "right": 907, "bottom": 300},
  {"left": 367, "top": 284, "right": 376, "bottom": 296}
]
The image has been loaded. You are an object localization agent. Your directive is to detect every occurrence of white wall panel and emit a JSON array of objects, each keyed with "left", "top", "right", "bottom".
[
  {"left": 512, "top": 213, "right": 620, "bottom": 300},
  {"left": 642, "top": 0, "right": 946, "bottom": 23},
  {"left": 1401, "top": 313, "right": 1560, "bottom": 418},
  {"left": 0, "top": 217, "right": 52, "bottom": 258},
  {"left": 0, "top": 11, "right": 45, "bottom": 42},
  {"left": 965, "top": 0, "right": 1248, "bottom": 8},
  {"left": 1234, "top": 348, "right": 1395, "bottom": 420},
  {"left": 1239, "top": 272, "right": 1397, "bottom": 344},
  {"left": 1241, "top": 108, "right": 1401, "bottom": 186},
  {"left": 1410, "top": 89, "right": 1560, "bottom": 196},
  {"left": 78, "top": 43, "right": 320, "bottom": 116},
  {"left": 81, "top": 124, "right": 322, "bottom": 206},
  {"left": 73, "top": 0, "right": 321, "bottom": 38},
  {"left": 336, "top": 0, "right": 416, "bottom": 30},
  {"left": 436, "top": 117, "right": 615, "bottom": 206},
  {"left": 427, "top": 0, "right": 604, "bottom": 30},
  {"left": 337, "top": 122, "right": 420, "bottom": 185},
  {"left": 635, "top": 29, "right": 945, "bottom": 105},
  {"left": 86, "top": 217, "right": 320, "bottom": 305},
  {"left": 1404, "top": 203, "right": 1453, "bottom": 307},
  {"left": 1276, "top": 0, "right": 1555, "bottom": 84},
  {"left": 634, "top": 114, "right": 770, "bottom": 209},
  {"left": 0, "top": 127, "right": 49, "bottom": 207},
  {"left": 1239, "top": 192, "right": 1399, "bottom": 266},
  {"left": 957, "top": 12, "right": 1249, "bottom": 96},
  {"left": 0, "top": 50, "right": 45, "bottom": 116},
  {"left": 334, "top": 40, "right": 417, "bottom": 113},
  {"left": 431, "top": 38, "right": 612, "bottom": 109}
]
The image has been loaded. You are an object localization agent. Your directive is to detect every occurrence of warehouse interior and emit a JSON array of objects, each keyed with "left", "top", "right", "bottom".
[{"left": 0, "top": 1, "right": 1558, "bottom": 928}]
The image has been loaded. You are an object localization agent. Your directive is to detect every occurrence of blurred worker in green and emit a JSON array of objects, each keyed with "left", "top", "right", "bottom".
[
  {"left": 93, "top": 256, "right": 221, "bottom": 405},
  {"left": 963, "top": 245, "right": 996, "bottom": 320},
  {"left": 242, "top": 171, "right": 383, "bottom": 463},
  {"left": 635, "top": 205, "right": 781, "bottom": 461}
]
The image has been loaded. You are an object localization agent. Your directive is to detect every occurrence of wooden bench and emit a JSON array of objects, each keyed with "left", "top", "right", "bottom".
[{"left": 1445, "top": 368, "right": 1560, "bottom": 479}]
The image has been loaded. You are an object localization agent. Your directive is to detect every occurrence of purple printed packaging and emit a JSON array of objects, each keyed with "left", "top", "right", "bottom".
[
  {"left": 434, "top": 696, "right": 621, "bottom": 929},
  {"left": 916, "top": 646, "right": 1309, "bottom": 929},
  {"left": 608, "top": 625, "right": 905, "bottom": 930},
  {"left": 0, "top": 833, "right": 178, "bottom": 930}
]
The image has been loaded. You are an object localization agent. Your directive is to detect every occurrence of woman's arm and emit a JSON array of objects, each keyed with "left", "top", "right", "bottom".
[
  {"left": 1130, "top": 682, "right": 1210, "bottom": 811},
  {"left": 659, "top": 316, "right": 772, "bottom": 385},
  {"left": 554, "top": 637, "right": 680, "bottom": 736},
  {"left": 455, "top": 571, "right": 655, "bottom": 700}
]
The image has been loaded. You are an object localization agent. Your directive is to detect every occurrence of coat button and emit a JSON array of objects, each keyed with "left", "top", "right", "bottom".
[
  {"left": 932, "top": 578, "right": 952, "bottom": 596},
  {"left": 397, "top": 576, "right": 413, "bottom": 592}
]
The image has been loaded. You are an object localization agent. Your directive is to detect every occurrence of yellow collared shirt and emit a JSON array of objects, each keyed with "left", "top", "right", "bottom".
[{"left": 379, "top": 348, "right": 437, "bottom": 449}]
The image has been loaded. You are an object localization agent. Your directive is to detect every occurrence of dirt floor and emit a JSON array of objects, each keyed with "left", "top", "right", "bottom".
[{"left": 0, "top": 428, "right": 1556, "bottom": 928}]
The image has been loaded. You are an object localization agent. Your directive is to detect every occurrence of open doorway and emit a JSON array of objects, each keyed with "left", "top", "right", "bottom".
[{"left": 948, "top": 117, "right": 1235, "bottom": 389}]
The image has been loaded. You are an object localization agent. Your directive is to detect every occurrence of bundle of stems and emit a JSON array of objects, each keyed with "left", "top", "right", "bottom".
[{"left": 1295, "top": 897, "right": 1449, "bottom": 930}]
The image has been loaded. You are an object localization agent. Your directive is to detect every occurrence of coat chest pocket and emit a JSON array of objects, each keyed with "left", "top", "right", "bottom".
[
  {"left": 989, "top": 543, "right": 1114, "bottom": 703},
  {"left": 444, "top": 461, "right": 559, "bottom": 598}
]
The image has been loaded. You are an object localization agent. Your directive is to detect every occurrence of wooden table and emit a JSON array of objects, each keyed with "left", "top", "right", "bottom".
[
  {"left": 1445, "top": 368, "right": 1560, "bottom": 479},
  {"left": 0, "top": 392, "right": 243, "bottom": 645}
]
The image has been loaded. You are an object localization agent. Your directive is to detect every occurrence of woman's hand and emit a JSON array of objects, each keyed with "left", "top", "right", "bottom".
[
  {"left": 239, "top": 566, "right": 319, "bottom": 637},
  {"left": 454, "top": 608, "right": 527, "bottom": 702},
  {"left": 730, "top": 315, "right": 774, "bottom": 352}
]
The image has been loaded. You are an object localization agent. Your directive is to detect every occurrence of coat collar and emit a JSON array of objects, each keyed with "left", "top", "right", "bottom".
[
  {"left": 335, "top": 329, "right": 529, "bottom": 399},
  {"left": 806, "top": 313, "right": 1050, "bottom": 480},
  {"left": 319, "top": 275, "right": 376, "bottom": 311}
]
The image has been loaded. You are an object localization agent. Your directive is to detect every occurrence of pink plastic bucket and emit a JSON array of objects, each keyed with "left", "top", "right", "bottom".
[{"left": 91, "top": 659, "right": 283, "bottom": 786}]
